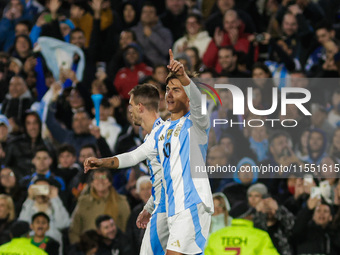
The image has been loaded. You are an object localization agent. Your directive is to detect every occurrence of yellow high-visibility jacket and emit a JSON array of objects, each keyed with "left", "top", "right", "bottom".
[
  {"left": 0, "top": 237, "right": 48, "bottom": 255},
  {"left": 205, "top": 219, "right": 279, "bottom": 255}
]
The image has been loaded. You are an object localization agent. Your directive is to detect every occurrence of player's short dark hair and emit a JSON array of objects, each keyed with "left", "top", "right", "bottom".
[
  {"left": 32, "top": 212, "right": 50, "bottom": 224},
  {"left": 129, "top": 83, "right": 160, "bottom": 112},
  {"left": 95, "top": 214, "right": 113, "bottom": 229},
  {"left": 58, "top": 143, "right": 76, "bottom": 157}
]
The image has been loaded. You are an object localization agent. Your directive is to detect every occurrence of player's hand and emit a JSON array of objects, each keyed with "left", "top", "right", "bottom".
[
  {"left": 84, "top": 157, "right": 103, "bottom": 173},
  {"left": 167, "top": 49, "right": 185, "bottom": 76},
  {"left": 136, "top": 209, "right": 151, "bottom": 229}
]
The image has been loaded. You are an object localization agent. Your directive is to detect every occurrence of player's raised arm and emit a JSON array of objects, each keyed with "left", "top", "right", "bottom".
[
  {"left": 167, "top": 49, "right": 191, "bottom": 86},
  {"left": 167, "top": 49, "right": 210, "bottom": 130}
]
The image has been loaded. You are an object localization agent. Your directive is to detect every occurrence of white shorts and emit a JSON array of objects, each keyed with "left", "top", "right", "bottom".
[
  {"left": 140, "top": 212, "right": 169, "bottom": 255},
  {"left": 166, "top": 203, "right": 211, "bottom": 254}
]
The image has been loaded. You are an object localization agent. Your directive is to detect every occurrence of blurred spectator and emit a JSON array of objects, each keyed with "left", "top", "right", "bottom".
[
  {"left": 305, "top": 21, "right": 335, "bottom": 76},
  {"left": 217, "top": 46, "right": 249, "bottom": 77},
  {"left": 113, "top": 43, "right": 153, "bottom": 100},
  {"left": 68, "top": 229, "right": 100, "bottom": 255},
  {"left": 205, "top": 0, "right": 255, "bottom": 38},
  {"left": 184, "top": 47, "right": 204, "bottom": 72},
  {"left": 107, "top": 29, "right": 137, "bottom": 81},
  {"left": 254, "top": 196, "right": 295, "bottom": 255},
  {"left": 222, "top": 157, "right": 258, "bottom": 208},
  {"left": 91, "top": 97, "right": 122, "bottom": 153},
  {"left": 247, "top": 183, "right": 268, "bottom": 208},
  {"left": 295, "top": 129, "right": 310, "bottom": 161},
  {"left": 305, "top": 128, "right": 327, "bottom": 165},
  {"left": 1, "top": 76, "right": 34, "bottom": 129},
  {"left": 21, "top": 147, "right": 65, "bottom": 191},
  {"left": 328, "top": 89, "right": 340, "bottom": 128},
  {"left": 152, "top": 65, "right": 168, "bottom": 84},
  {"left": 291, "top": 197, "right": 340, "bottom": 254},
  {"left": 160, "top": 0, "right": 187, "bottom": 41},
  {"left": 248, "top": 125, "right": 269, "bottom": 162},
  {"left": 276, "top": 0, "right": 325, "bottom": 30},
  {"left": 19, "top": 177, "right": 70, "bottom": 249},
  {"left": 203, "top": 9, "right": 255, "bottom": 73},
  {"left": 126, "top": 175, "right": 152, "bottom": 255},
  {"left": 329, "top": 127, "right": 340, "bottom": 158},
  {"left": 0, "top": 194, "right": 16, "bottom": 245},
  {"left": 0, "top": 221, "right": 47, "bottom": 255},
  {"left": 95, "top": 214, "right": 132, "bottom": 255},
  {"left": 205, "top": 201, "right": 279, "bottom": 254},
  {"left": 0, "top": 167, "right": 26, "bottom": 216},
  {"left": 0, "top": 114, "right": 12, "bottom": 166},
  {"left": 121, "top": 2, "right": 139, "bottom": 29},
  {"left": 251, "top": 62, "right": 275, "bottom": 108},
  {"left": 53, "top": 144, "right": 81, "bottom": 189},
  {"left": 5, "top": 111, "right": 55, "bottom": 177},
  {"left": 69, "top": 169, "right": 130, "bottom": 244},
  {"left": 29, "top": 212, "right": 60, "bottom": 255},
  {"left": 310, "top": 104, "right": 334, "bottom": 140},
  {"left": 70, "top": 0, "right": 93, "bottom": 48},
  {"left": 209, "top": 192, "right": 232, "bottom": 236},
  {"left": 207, "top": 144, "right": 233, "bottom": 192},
  {"left": 172, "top": 13, "right": 211, "bottom": 58},
  {"left": 46, "top": 90, "right": 112, "bottom": 156},
  {"left": 0, "top": 0, "right": 33, "bottom": 52},
  {"left": 131, "top": 2, "right": 173, "bottom": 66}
]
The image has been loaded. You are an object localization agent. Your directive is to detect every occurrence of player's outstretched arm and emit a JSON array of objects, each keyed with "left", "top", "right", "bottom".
[
  {"left": 84, "top": 156, "right": 119, "bottom": 173},
  {"left": 84, "top": 133, "right": 157, "bottom": 173}
]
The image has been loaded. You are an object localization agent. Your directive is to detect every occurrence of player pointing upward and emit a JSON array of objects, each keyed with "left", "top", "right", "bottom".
[{"left": 84, "top": 49, "right": 213, "bottom": 255}]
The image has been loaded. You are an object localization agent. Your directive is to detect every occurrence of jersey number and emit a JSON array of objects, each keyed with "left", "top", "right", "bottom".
[
  {"left": 163, "top": 143, "right": 171, "bottom": 158},
  {"left": 225, "top": 247, "right": 241, "bottom": 255}
]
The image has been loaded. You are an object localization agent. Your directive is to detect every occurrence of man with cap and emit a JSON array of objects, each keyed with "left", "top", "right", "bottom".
[
  {"left": 0, "top": 220, "right": 47, "bottom": 254},
  {"left": 205, "top": 201, "right": 279, "bottom": 255}
]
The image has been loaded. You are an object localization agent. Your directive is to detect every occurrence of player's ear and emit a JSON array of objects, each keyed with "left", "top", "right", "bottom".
[{"left": 138, "top": 103, "right": 143, "bottom": 113}]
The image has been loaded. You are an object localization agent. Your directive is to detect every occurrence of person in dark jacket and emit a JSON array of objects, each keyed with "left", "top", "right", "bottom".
[
  {"left": 5, "top": 111, "right": 55, "bottom": 177},
  {"left": 95, "top": 215, "right": 132, "bottom": 255},
  {"left": 291, "top": 197, "right": 340, "bottom": 255},
  {"left": 68, "top": 229, "right": 100, "bottom": 255},
  {"left": 126, "top": 176, "right": 152, "bottom": 255},
  {"left": 1, "top": 76, "right": 34, "bottom": 129}
]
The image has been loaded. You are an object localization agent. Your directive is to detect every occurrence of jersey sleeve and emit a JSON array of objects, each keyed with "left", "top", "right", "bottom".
[
  {"left": 143, "top": 196, "right": 155, "bottom": 214},
  {"left": 183, "top": 80, "right": 210, "bottom": 130},
  {"left": 116, "top": 131, "right": 158, "bottom": 169}
]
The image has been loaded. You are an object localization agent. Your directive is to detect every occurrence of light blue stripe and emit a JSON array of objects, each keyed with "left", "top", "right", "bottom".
[
  {"left": 150, "top": 214, "right": 165, "bottom": 255},
  {"left": 163, "top": 121, "right": 178, "bottom": 216},
  {"left": 189, "top": 204, "right": 206, "bottom": 251},
  {"left": 179, "top": 119, "right": 202, "bottom": 209}
]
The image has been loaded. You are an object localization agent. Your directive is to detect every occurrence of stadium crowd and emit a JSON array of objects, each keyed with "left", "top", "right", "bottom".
[{"left": 1, "top": 0, "right": 340, "bottom": 254}]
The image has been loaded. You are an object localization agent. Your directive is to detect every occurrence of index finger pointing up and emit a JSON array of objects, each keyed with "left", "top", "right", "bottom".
[{"left": 169, "top": 49, "right": 174, "bottom": 61}]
